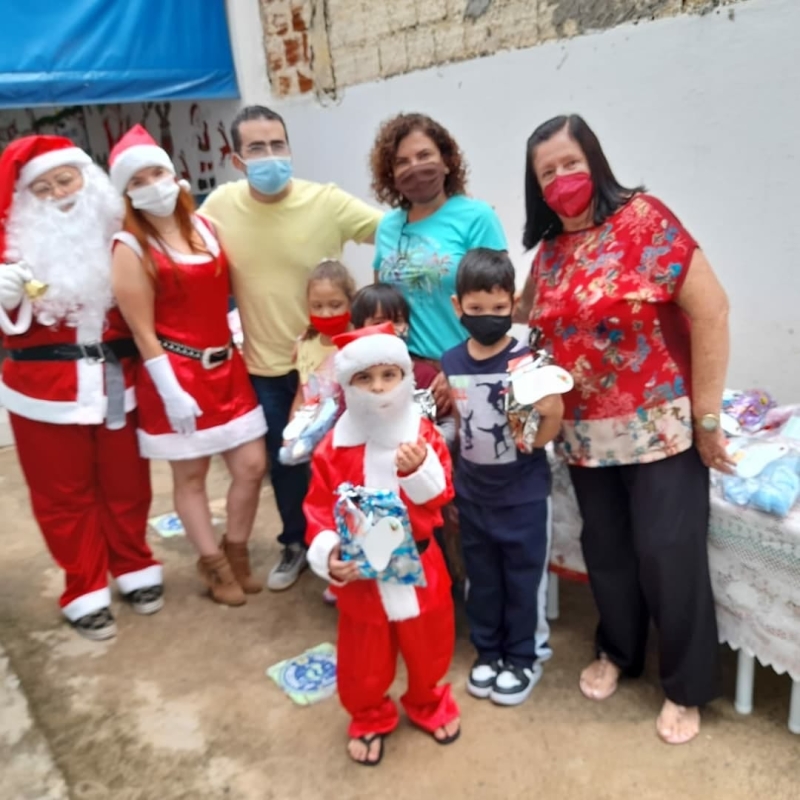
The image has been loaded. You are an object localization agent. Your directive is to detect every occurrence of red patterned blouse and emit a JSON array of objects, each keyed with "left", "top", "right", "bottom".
[{"left": 530, "top": 194, "right": 698, "bottom": 467}]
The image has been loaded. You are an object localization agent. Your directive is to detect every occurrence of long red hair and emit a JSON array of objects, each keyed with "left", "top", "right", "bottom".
[{"left": 122, "top": 186, "right": 212, "bottom": 281}]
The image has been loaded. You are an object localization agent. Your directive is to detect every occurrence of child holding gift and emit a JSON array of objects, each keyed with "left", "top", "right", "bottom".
[
  {"left": 303, "top": 322, "right": 460, "bottom": 767},
  {"left": 441, "top": 248, "right": 565, "bottom": 706}
]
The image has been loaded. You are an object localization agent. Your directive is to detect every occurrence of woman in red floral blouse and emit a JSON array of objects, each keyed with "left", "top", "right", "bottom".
[{"left": 517, "top": 115, "right": 734, "bottom": 745}]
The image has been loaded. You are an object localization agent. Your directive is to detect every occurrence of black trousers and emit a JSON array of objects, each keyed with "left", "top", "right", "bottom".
[
  {"left": 458, "top": 497, "right": 549, "bottom": 667},
  {"left": 569, "top": 447, "right": 721, "bottom": 707}
]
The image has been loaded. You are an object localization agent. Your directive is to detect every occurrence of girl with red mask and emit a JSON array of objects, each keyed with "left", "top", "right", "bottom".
[{"left": 517, "top": 115, "right": 732, "bottom": 745}]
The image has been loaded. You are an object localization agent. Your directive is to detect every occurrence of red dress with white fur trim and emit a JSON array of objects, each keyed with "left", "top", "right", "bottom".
[
  {"left": 304, "top": 411, "right": 459, "bottom": 738},
  {"left": 113, "top": 216, "right": 266, "bottom": 460}
]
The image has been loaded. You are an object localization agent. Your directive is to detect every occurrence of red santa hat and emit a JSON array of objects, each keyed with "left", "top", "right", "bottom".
[
  {"left": 109, "top": 124, "right": 175, "bottom": 193},
  {"left": 332, "top": 322, "right": 413, "bottom": 386},
  {"left": 0, "top": 134, "right": 92, "bottom": 259}
]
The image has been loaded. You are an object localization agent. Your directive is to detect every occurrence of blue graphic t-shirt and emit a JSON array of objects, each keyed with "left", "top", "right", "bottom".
[
  {"left": 441, "top": 338, "right": 551, "bottom": 507},
  {"left": 373, "top": 195, "right": 507, "bottom": 360}
]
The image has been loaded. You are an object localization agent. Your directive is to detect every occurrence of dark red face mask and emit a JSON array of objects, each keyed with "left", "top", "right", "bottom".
[
  {"left": 394, "top": 162, "right": 447, "bottom": 205},
  {"left": 310, "top": 311, "right": 351, "bottom": 337},
  {"left": 543, "top": 172, "right": 594, "bottom": 219}
]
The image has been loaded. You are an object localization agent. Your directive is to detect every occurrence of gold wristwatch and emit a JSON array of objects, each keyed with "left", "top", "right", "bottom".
[{"left": 696, "top": 413, "right": 721, "bottom": 433}]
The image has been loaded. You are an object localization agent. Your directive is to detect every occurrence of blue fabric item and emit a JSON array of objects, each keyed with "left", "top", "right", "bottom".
[
  {"left": 721, "top": 455, "right": 800, "bottom": 518},
  {"left": 373, "top": 196, "right": 508, "bottom": 360},
  {"left": 441, "top": 338, "right": 551, "bottom": 507},
  {"left": 1, "top": 0, "right": 238, "bottom": 108}
]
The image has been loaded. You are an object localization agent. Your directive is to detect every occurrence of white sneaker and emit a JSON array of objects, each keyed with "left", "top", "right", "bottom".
[
  {"left": 266, "top": 544, "right": 307, "bottom": 591},
  {"left": 489, "top": 662, "right": 543, "bottom": 706},
  {"left": 467, "top": 657, "right": 503, "bottom": 699}
]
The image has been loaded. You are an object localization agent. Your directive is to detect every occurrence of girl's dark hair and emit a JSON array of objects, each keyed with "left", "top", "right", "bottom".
[
  {"left": 304, "top": 259, "right": 356, "bottom": 339},
  {"left": 522, "top": 115, "right": 644, "bottom": 249},
  {"left": 351, "top": 283, "right": 411, "bottom": 328},
  {"left": 455, "top": 248, "right": 515, "bottom": 301}
]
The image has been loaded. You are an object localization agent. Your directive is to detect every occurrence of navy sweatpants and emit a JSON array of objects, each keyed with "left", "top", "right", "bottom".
[{"left": 457, "top": 497, "right": 550, "bottom": 667}]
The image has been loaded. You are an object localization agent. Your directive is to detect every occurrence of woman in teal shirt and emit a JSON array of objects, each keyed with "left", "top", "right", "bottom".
[{"left": 370, "top": 113, "right": 508, "bottom": 364}]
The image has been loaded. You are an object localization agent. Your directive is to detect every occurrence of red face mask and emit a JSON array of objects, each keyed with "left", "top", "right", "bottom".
[
  {"left": 310, "top": 311, "right": 351, "bottom": 337},
  {"left": 543, "top": 172, "right": 594, "bottom": 219}
]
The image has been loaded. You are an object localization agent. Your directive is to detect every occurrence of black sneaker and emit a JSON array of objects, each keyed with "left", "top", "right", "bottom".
[
  {"left": 490, "top": 662, "right": 543, "bottom": 706},
  {"left": 70, "top": 608, "right": 117, "bottom": 641},
  {"left": 124, "top": 585, "right": 164, "bottom": 615},
  {"left": 467, "top": 657, "right": 503, "bottom": 699}
]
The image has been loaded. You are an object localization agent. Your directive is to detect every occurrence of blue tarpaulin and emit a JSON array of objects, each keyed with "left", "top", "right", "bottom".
[{"left": 0, "top": 0, "right": 239, "bottom": 108}]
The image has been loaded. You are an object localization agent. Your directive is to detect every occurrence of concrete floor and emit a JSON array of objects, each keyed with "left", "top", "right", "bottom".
[{"left": 0, "top": 447, "right": 798, "bottom": 800}]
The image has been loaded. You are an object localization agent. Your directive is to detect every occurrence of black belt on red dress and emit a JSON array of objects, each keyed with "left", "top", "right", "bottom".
[
  {"left": 158, "top": 337, "right": 232, "bottom": 370},
  {"left": 7, "top": 339, "right": 138, "bottom": 362}
]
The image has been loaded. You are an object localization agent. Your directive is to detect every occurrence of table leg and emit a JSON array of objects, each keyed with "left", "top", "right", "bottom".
[
  {"left": 789, "top": 680, "right": 800, "bottom": 735},
  {"left": 546, "top": 573, "right": 559, "bottom": 621},
  {"left": 734, "top": 650, "right": 755, "bottom": 715}
]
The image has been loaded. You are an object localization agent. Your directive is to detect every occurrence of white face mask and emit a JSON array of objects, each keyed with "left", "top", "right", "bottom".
[{"left": 127, "top": 177, "right": 180, "bottom": 217}]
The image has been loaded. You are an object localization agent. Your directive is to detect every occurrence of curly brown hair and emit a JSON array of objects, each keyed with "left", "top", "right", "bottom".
[{"left": 369, "top": 113, "right": 469, "bottom": 209}]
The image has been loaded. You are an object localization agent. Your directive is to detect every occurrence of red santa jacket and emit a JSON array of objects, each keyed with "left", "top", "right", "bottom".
[
  {"left": 304, "top": 412, "right": 454, "bottom": 623},
  {"left": 0, "top": 299, "right": 137, "bottom": 425}
]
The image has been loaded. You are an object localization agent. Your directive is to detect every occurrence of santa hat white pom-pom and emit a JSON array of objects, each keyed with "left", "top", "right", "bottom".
[{"left": 178, "top": 179, "right": 192, "bottom": 192}]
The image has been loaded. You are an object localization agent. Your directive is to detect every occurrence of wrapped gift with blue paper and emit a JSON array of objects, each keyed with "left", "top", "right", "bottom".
[
  {"left": 279, "top": 395, "right": 340, "bottom": 466},
  {"left": 334, "top": 483, "right": 426, "bottom": 587}
]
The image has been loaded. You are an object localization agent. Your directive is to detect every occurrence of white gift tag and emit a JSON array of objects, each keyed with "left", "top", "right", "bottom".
[
  {"left": 361, "top": 516, "right": 405, "bottom": 572},
  {"left": 727, "top": 440, "right": 790, "bottom": 479},
  {"left": 512, "top": 364, "right": 574, "bottom": 406}
]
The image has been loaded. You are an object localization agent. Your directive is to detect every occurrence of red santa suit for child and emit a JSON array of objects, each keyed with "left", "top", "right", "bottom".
[
  {"left": 0, "top": 135, "right": 160, "bottom": 638},
  {"left": 303, "top": 323, "right": 460, "bottom": 742}
]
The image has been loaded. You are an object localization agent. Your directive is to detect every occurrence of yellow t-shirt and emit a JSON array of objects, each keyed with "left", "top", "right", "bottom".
[
  {"left": 200, "top": 179, "right": 382, "bottom": 376},
  {"left": 295, "top": 335, "right": 336, "bottom": 394}
]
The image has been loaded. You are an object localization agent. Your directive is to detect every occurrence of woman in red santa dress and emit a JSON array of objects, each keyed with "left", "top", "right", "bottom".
[
  {"left": 304, "top": 323, "right": 461, "bottom": 766},
  {"left": 0, "top": 135, "right": 161, "bottom": 641},
  {"left": 110, "top": 126, "right": 267, "bottom": 607}
]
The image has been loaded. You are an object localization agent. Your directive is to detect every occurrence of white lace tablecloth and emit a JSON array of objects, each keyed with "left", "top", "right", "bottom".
[{"left": 548, "top": 453, "right": 800, "bottom": 681}]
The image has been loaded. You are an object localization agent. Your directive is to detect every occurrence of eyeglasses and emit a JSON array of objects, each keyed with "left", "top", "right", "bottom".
[
  {"left": 29, "top": 169, "right": 83, "bottom": 200},
  {"left": 243, "top": 141, "right": 290, "bottom": 158}
]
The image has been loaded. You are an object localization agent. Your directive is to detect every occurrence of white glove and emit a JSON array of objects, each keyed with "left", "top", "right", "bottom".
[
  {"left": 145, "top": 355, "right": 202, "bottom": 435},
  {"left": 0, "top": 262, "right": 33, "bottom": 311}
]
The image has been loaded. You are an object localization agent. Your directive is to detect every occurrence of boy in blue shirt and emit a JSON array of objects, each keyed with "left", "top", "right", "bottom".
[{"left": 441, "top": 248, "right": 564, "bottom": 706}]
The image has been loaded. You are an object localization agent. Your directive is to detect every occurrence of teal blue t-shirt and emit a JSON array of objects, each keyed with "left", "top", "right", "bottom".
[{"left": 372, "top": 195, "right": 508, "bottom": 360}]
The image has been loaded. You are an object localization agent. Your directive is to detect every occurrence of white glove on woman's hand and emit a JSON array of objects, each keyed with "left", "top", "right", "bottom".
[
  {"left": 145, "top": 354, "right": 202, "bottom": 435},
  {"left": 0, "top": 262, "right": 33, "bottom": 311}
]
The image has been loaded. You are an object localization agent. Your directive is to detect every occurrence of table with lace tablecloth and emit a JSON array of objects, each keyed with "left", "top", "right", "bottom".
[{"left": 546, "top": 451, "right": 800, "bottom": 734}]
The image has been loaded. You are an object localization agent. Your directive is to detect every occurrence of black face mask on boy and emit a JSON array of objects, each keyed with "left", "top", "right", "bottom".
[{"left": 460, "top": 313, "right": 513, "bottom": 346}]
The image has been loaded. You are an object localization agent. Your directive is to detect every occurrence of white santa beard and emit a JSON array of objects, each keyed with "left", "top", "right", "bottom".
[
  {"left": 5, "top": 163, "right": 125, "bottom": 331},
  {"left": 343, "top": 375, "right": 417, "bottom": 447}
]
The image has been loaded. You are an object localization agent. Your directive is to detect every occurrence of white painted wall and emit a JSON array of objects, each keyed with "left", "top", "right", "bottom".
[{"left": 227, "top": 0, "right": 800, "bottom": 401}]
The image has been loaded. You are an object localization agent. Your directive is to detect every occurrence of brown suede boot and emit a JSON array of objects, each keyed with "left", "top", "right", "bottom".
[
  {"left": 197, "top": 552, "right": 246, "bottom": 606},
  {"left": 221, "top": 536, "right": 263, "bottom": 594}
]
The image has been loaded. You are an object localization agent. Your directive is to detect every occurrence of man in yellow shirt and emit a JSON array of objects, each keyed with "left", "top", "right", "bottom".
[{"left": 201, "top": 106, "right": 382, "bottom": 591}]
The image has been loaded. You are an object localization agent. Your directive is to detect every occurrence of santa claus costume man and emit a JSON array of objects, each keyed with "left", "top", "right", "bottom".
[
  {"left": 0, "top": 135, "right": 162, "bottom": 641},
  {"left": 304, "top": 323, "right": 461, "bottom": 767}
]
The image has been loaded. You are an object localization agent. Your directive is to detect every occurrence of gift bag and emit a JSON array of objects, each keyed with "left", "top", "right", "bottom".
[
  {"left": 279, "top": 395, "right": 339, "bottom": 466},
  {"left": 505, "top": 346, "right": 573, "bottom": 454},
  {"left": 334, "top": 483, "right": 426, "bottom": 587},
  {"left": 413, "top": 388, "right": 437, "bottom": 422}
]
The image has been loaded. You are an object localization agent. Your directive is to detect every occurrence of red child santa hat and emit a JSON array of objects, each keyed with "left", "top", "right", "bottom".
[
  {"left": 109, "top": 124, "right": 175, "bottom": 194},
  {"left": 0, "top": 135, "right": 92, "bottom": 259},
  {"left": 332, "top": 322, "right": 413, "bottom": 386}
]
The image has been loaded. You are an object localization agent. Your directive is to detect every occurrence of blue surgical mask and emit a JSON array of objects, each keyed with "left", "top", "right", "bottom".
[{"left": 245, "top": 157, "right": 293, "bottom": 195}]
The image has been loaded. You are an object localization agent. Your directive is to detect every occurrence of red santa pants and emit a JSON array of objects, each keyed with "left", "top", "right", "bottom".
[
  {"left": 336, "top": 600, "right": 459, "bottom": 739},
  {"left": 10, "top": 412, "right": 158, "bottom": 621}
]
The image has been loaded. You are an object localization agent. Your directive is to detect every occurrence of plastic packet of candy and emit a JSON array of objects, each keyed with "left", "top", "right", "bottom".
[
  {"left": 722, "top": 389, "right": 776, "bottom": 433},
  {"left": 413, "top": 388, "right": 436, "bottom": 422},
  {"left": 335, "top": 482, "right": 426, "bottom": 586},
  {"left": 279, "top": 395, "right": 339, "bottom": 466},
  {"left": 505, "top": 348, "right": 573, "bottom": 454}
]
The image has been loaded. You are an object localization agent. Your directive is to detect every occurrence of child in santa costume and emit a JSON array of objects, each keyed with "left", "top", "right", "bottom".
[
  {"left": 0, "top": 135, "right": 162, "bottom": 640},
  {"left": 304, "top": 322, "right": 460, "bottom": 766},
  {"left": 109, "top": 125, "right": 268, "bottom": 607}
]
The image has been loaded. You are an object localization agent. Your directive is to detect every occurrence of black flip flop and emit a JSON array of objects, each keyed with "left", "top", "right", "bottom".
[
  {"left": 433, "top": 724, "right": 461, "bottom": 746},
  {"left": 350, "top": 733, "right": 385, "bottom": 767}
]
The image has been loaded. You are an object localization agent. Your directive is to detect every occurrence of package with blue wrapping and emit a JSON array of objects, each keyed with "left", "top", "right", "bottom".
[
  {"left": 279, "top": 395, "right": 339, "bottom": 466},
  {"left": 334, "top": 483, "right": 426, "bottom": 587}
]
